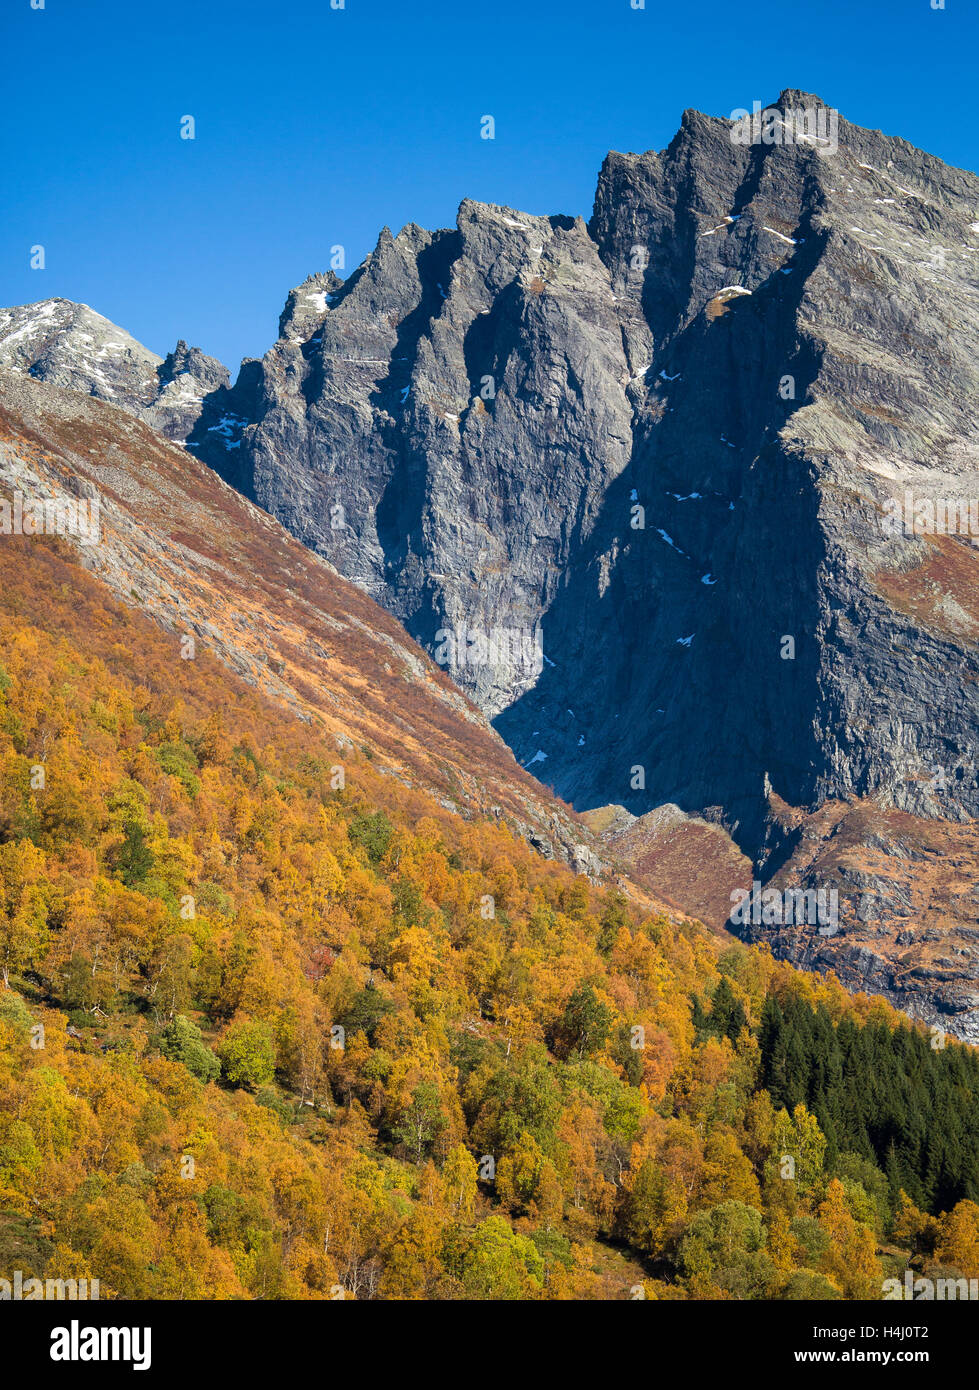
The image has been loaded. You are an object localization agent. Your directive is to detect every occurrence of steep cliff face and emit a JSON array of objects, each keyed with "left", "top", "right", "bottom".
[
  {"left": 207, "top": 205, "right": 636, "bottom": 716},
  {"left": 498, "top": 92, "right": 979, "bottom": 856}
]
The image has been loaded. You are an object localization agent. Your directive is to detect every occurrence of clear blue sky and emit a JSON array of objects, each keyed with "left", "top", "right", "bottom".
[{"left": 3, "top": 0, "right": 976, "bottom": 370}]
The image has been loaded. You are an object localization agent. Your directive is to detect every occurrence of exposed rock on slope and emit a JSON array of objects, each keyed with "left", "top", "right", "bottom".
[
  {"left": 0, "top": 299, "right": 163, "bottom": 407},
  {"left": 582, "top": 803, "right": 753, "bottom": 930},
  {"left": 0, "top": 299, "right": 228, "bottom": 443},
  {"left": 740, "top": 796, "right": 979, "bottom": 1044},
  {"left": 0, "top": 369, "right": 607, "bottom": 875}
]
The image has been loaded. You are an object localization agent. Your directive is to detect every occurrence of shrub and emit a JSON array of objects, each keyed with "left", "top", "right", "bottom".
[
  {"left": 218, "top": 1018, "right": 275, "bottom": 1089},
  {"left": 159, "top": 1015, "right": 220, "bottom": 1082}
]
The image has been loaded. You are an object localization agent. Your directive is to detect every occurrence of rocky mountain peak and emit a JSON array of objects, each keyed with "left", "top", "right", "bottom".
[
  {"left": 0, "top": 297, "right": 233, "bottom": 445},
  {"left": 277, "top": 271, "right": 343, "bottom": 342},
  {"left": 159, "top": 338, "right": 229, "bottom": 390},
  {"left": 0, "top": 297, "right": 163, "bottom": 407}
]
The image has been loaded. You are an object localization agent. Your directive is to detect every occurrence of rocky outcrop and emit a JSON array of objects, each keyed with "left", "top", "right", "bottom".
[
  {"left": 582, "top": 802, "right": 753, "bottom": 930},
  {"left": 145, "top": 340, "right": 231, "bottom": 442},
  {"left": 738, "top": 797, "right": 979, "bottom": 1044}
]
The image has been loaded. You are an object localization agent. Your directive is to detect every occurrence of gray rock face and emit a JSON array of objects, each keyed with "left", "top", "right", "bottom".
[
  {"left": 499, "top": 90, "right": 979, "bottom": 857},
  {"left": 213, "top": 207, "right": 636, "bottom": 716},
  {"left": 0, "top": 299, "right": 163, "bottom": 407}
]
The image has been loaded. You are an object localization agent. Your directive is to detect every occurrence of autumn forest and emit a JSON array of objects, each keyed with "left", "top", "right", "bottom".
[{"left": 1, "top": 534, "right": 979, "bottom": 1302}]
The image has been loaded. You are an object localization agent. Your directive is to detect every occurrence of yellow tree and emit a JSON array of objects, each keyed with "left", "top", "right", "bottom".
[
  {"left": 817, "top": 1178, "right": 883, "bottom": 1298},
  {"left": 700, "top": 1128, "right": 761, "bottom": 1207},
  {"left": 442, "top": 1144, "right": 477, "bottom": 1222},
  {"left": 935, "top": 1200, "right": 979, "bottom": 1279},
  {"left": 0, "top": 840, "right": 51, "bottom": 987}
]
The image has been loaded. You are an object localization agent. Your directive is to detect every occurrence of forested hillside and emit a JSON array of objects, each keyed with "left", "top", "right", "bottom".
[{"left": 2, "top": 533, "right": 978, "bottom": 1299}]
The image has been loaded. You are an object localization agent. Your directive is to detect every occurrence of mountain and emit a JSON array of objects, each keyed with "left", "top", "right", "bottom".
[
  {"left": 6, "top": 354, "right": 979, "bottom": 1304},
  {"left": 0, "top": 366, "right": 611, "bottom": 879},
  {"left": 8, "top": 89, "right": 979, "bottom": 1305},
  {"left": 4, "top": 90, "right": 979, "bottom": 1041},
  {"left": 181, "top": 88, "right": 979, "bottom": 870},
  {"left": 0, "top": 298, "right": 230, "bottom": 443}
]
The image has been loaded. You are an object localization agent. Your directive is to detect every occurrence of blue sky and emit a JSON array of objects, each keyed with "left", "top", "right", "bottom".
[{"left": 3, "top": 0, "right": 976, "bottom": 370}]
